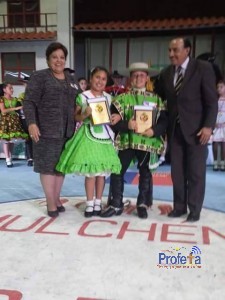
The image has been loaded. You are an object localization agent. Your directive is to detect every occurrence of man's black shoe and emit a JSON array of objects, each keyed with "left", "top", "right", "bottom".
[
  {"left": 186, "top": 213, "right": 200, "bottom": 222},
  {"left": 168, "top": 209, "right": 187, "bottom": 218},
  {"left": 137, "top": 206, "right": 148, "bottom": 219},
  {"left": 100, "top": 206, "right": 123, "bottom": 218}
]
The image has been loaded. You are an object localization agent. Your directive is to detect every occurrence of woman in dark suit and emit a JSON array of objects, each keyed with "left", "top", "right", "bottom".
[
  {"left": 158, "top": 37, "right": 218, "bottom": 222},
  {"left": 23, "top": 42, "right": 79, "bottom": 217}
]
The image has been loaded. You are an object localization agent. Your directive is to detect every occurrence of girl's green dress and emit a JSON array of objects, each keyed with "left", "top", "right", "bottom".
[
  {"left": 56, "top": 90, "right": 121, "bottom": 176},
  {"left": 0, "top": 96, "right": 28, "bottom": 141}
]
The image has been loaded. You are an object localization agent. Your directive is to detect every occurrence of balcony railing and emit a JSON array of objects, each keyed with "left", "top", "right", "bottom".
[{"left": 0, "top": 12, "right": 57, "bottom": 33}]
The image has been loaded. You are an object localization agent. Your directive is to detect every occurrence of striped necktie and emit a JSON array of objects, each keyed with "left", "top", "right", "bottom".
[{"left": 175, "top": 66, "right": 183, "bottom": 95}]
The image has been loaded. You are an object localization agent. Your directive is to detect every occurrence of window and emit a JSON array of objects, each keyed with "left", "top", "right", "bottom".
[
  {"left": 8, "top": 0, "right": 40, "bottom": 28},
  {"left": 1, "top": 52, "right": 35, "bottom": 84}
]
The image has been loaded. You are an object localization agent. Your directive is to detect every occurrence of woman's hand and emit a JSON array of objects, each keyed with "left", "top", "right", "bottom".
[
  {"left": 28, "top": 123, "right": 41, "bottom": 143},
  {"left": 111, "top": 113, "right": 121, "bottom": 125}
]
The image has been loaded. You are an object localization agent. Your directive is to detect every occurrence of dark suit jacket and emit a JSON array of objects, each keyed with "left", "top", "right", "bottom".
[
  {"left": 158, "top": 58, "right": 218, "bottom": 145},
  {"left": 23, "top": 68, "right": 80, "bottom": 139}
]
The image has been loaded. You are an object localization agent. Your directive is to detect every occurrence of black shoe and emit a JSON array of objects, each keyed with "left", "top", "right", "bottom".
[
  {"left": 27, "top": 160, "right": 33, "bottom": 166},
  {"left": 57, "top": 205, "right": 65, "bottom": 213},
  {"left": 84, "top": 205, "right": 94, "bottom": 218},
  {"left": 186, "top": 212, "right": 200, "bottom": 222},
  {"left": 84, "top": 210, "right": 93, "bottom": 218},
  {"left": 93, "top": 210, "right": 101, "bottom": 216},
  {"left": 168, "top": 209, "right": 187, "bottom": 218},
  {"left": 47, "top": 210, "right": 59, "bottom": 218},
  {"left": 6, "top": 161, "right": 13, "bottom": 168},
  {"left": 137, "top": 206, "right": 148, "bottom": 219},
  {"left": 100, "top": 206, "right": 123, "bottom": 218},
  {"left": 93, "top": 204, "right": 102, "bottom": 216}
]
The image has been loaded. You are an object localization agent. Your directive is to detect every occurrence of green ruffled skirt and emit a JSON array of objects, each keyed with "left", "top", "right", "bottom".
[{"left": 56, "top": 124, "right": 121, "bottom": 176}]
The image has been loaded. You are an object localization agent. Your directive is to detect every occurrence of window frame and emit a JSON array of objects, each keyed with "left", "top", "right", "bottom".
[
  {"left": 7, "top": 0, "right": 40, "bottom": 28},
  {"left": 1, "top": 52, "right": 36, "bottom": 84}
]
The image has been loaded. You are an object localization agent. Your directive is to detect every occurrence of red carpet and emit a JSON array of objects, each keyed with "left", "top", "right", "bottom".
[{"left": 131, "top": 172, "right": 172, "bottom": 186}]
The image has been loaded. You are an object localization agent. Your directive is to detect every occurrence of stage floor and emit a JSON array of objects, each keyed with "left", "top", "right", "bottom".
[{"left": 0, "top": 159, "right": 225, "bottom": 300}]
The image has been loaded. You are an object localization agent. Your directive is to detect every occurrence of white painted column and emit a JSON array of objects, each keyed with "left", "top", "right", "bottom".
[{"left": 57, "top": 0, "right": 74, "bottom": 68}]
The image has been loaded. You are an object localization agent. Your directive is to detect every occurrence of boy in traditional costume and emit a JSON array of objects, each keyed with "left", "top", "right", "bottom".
[{"left": 101, "top": 62, "right": 168, "bottom": 219}]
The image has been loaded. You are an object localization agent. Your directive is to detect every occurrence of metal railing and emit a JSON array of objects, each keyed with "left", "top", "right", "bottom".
[{"left": 0, "top": 12, "right": 57, "bottom": 33}]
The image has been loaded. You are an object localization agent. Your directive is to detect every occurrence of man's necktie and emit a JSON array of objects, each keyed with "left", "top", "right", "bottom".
[{"left": 175, "top": 66, "right": 183, "bottom": 95}]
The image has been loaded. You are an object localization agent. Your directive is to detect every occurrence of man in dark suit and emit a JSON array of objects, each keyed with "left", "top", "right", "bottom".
[{"left": 158, "top": 37, "right": 218, "bottom": 222}]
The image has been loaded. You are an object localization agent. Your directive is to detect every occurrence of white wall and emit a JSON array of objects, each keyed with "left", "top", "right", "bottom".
[
  {"left": 0, "top": 1, "right": 8, "bottom": 27},
  {"left": 40, "top": 0, "right": 57, "bottom": 13},
  {"left": 56, "top": 0, "right": 74, "bottom": 68}
]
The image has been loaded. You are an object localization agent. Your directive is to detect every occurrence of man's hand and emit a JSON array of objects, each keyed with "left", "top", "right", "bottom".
[{"left": 197, "top": 127, "right": 212, "bottom": 145}]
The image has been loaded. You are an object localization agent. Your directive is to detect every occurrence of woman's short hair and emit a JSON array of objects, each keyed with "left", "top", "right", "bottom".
[{"left": 46, "top": 42, "right": 68, "bottom": 60}]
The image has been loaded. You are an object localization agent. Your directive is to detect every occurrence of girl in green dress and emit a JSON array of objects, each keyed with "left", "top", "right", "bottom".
[
  {"left": 56, "top": 66, "right": 122, "bottom": 217},
  {"left": 0, "top": 82, "right": 28, "bottom": 167}
]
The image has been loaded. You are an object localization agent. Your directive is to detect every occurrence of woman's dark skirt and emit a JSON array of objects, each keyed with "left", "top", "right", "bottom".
[{"left": 33, "top": 137, "right": 68, "bottom": 175}]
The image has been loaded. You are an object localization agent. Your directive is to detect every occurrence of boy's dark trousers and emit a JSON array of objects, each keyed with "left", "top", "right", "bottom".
[{"left": 109, "top": 148, "right": 152, "bottom": 209}]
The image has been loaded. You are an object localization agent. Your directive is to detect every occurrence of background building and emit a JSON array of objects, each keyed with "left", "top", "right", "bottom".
[{"left": 0, "top": 0, "right": 224, "bottom": 93}]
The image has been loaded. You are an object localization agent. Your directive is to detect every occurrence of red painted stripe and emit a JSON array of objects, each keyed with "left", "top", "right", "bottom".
[{"left": 132, "top": 172, "right": 172, "bottom": 186}]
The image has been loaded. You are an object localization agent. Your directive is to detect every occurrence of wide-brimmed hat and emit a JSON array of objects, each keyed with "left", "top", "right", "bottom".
[{"left": 128, "top": 62, "right": 159, "bottom": 76}]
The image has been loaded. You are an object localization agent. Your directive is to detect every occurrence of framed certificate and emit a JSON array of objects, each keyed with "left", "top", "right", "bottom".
[
  {"left": 134, "top": 105, "right": 157, "bottom": 133},
  {"left": 87, "top": 97, "right": 111, "bottom": 125}
]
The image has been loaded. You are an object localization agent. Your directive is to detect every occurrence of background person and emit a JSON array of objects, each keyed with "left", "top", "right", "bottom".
[
  {"left": 78, "top": 77, "right": 88, "bottom": 92},
  {"left": 0, "top": 82, "right": 28, "bottom": 167},
  {"left": 23, "top": 42, "right": 79, "bottom": 217},
  {"left": 75, "top": 77, "right": 88, "bottom": 131},
  {"left": 212, "top": 80, "right": 225, "bottom": 171},
  {"left": 17, "top": 76, "right": 33, "bottom": 166},
  {"left": 105, "top": 70, "right": 127, "bottom": 97},
  {"left": 157, "top": 37, "right": 218, "bottom": 222}
]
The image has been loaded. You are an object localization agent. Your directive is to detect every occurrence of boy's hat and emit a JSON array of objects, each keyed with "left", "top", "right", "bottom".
[{"left": 128, "top": 62, "right": 159, "bottom": 76}]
